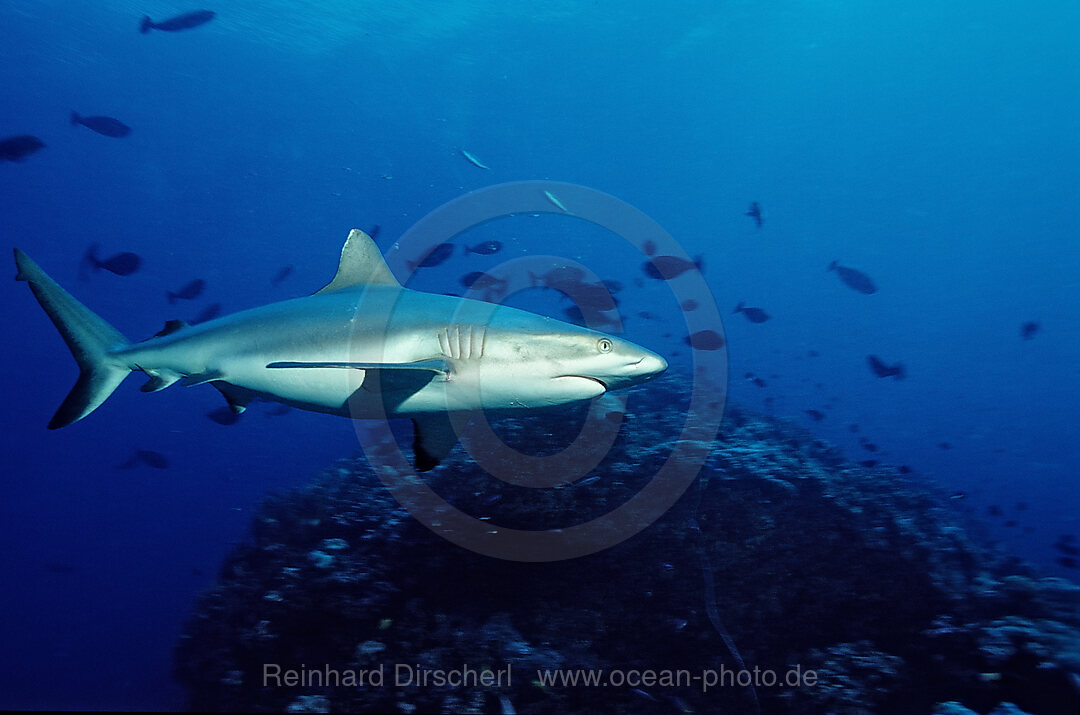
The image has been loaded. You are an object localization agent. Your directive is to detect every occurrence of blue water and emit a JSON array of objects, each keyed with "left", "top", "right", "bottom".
[{"left": 1, "top": 1, "right": 1077, "bottom": 709}]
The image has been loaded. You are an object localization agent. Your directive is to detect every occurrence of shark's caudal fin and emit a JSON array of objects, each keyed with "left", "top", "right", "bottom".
[{"left": 13, "top": 248, "right": 132, "bottom": 428}]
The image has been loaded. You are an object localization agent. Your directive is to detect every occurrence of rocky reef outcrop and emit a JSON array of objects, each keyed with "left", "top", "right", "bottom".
[{"left": 175, "top": 374, "right": 1080, "bottom": 714}]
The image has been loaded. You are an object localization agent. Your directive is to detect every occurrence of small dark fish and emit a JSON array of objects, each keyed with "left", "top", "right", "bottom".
[
  {"left": 530, "top": 265, "right": 586, "bottom": 289},
  {"left": 140, "top": 10, "right": 216, "bottom": 33},
  {"left": 167, "top": 278, "right": 206, "bottom": 303},
  {"left": 562, "top": 305, "right": 619, "bottom": 330},
  {"left": 938, "top": 441, "right": 952, "bottom": 450},
  {"left": 860, "top": 459, "right": 879, "bottom": 468},
  {"left": 0, "top": 134, "right": 45, "bottom": 162},
  {"left": 862, "top": 442, "right": 878, "bottom": 452},
  {"left": 116, "top": 449, "right": 170, "bottom": 469},
  {"left": 867, "top": 355, "right": 905, "bottom": 380},
  {"left": 45, "top": 562, "right": 78, "bottom": 574},
  {"left": 848, "top": 423, "right": 860, "bottom": 433},
  {"left": 734, "top": 302, "right": 770, "bottom": 323},
  {"left": 1015, "top": 502, "right": 1028, "bottom": 511},
  {"left": 643, "top": 239, "right": 657, "bottom": 256},
  {"left": 643, "top": 255, "right": 703, "bottom": 280},
  {"left": 684, "top": 330, "right": 725, "bottom": 351},
  {"left": 604, "top": 410, "right": 626, "bottom": 425},
  {"left": 636, "top": 311, "right": 660, "bottom": 321},
  {"left": 988, "top": 505, "right": 1004, "bottom": 517},
  {"left": 744, "top": 372, "right": 767, "bottom": 388},
  {"left": 1020, "top": 321, "right": 1039, "bottom": 340},
  {"left": 1004, "top": 520, "right": 1018, "bottom": 528},
  {"left": 264, "top": 404, "right": 292, "bottom": 417},
  {"left": 808, "top": 350, "right": 820, "bottom": 357},
  {"left": 805, "top": 409, "right": 825, "bottom": 421},
  {"left": 1054, "top": 541, "right": 1080, "bottom": 557},
  {"left": 206, "top": 406, "right": 242, "bottom": 425},
  {"left": 83, "top": 244, "right": 141, "bottom": 276},
  {"left": 680, "top": 299, "right": 699, "bottom": 311},
  {"left": 461, "top": 271, "right": 506, "bottom": 290},
  {"left": 828, "top": 260, "right": 877, "bottom": 294},
  {"left": 465, "top": 240, "right": 502, "bottom": 255},
  {"left": 601, "top": 279, "right": 623, "bottom": 294},
  {"left": 192, "top": 302, "right": 223, "bottom": 324},
  {"left": 367, "top": 224, "right": 381, "bottom": 240},
  {"left": 897, "top": 465, "right": 912, "bottom": 474},
  {"left": 407, "top": 242, "right": 454, "bottom": 270},
  {"left": 271, "top": 265, "right": 294, "bottom": 285},
  {"left": 949, "top": 492, "right": 966, "bottom": 500},
  {"left": 71, "top": 111, "right": 131, "bottom": 138},
  {"left": 745, "top": 201, "right": 763, "bottom": 228},
  {"left": 1058, "top": 556, "right": 1079, "bottom": 570}
]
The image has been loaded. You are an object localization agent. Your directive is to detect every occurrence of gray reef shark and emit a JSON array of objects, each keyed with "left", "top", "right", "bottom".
[{"left": 14, "top": 230, "right": 667, "bottom": 470}]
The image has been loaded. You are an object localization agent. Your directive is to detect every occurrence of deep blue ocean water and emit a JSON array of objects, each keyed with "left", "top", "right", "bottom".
[{"left": 1, "top": 1, "right": 1077, "bottom": 709}]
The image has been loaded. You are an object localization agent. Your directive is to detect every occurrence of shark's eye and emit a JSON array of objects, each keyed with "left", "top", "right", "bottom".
[{"left": 597, "top": 338, "right": 613, "bottom": 353}]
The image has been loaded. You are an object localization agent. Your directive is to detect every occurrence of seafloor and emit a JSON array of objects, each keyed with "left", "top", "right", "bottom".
[{"left": 174, "top": 374, "right": 1080, "bottom": 714}]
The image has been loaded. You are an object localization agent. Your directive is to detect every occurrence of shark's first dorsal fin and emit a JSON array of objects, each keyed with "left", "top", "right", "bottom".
[{"left": 315, "top": 229, "right": 400, "bottom": 294}]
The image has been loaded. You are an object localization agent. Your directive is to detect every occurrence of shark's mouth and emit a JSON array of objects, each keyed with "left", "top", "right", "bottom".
[{"left": 556, "top": 375, "right": 608, "bottom": 391}]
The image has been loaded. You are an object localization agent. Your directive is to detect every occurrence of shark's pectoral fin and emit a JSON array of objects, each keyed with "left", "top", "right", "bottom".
[{"left": 411, "top": 413, "right": 459, "bottom": 472}]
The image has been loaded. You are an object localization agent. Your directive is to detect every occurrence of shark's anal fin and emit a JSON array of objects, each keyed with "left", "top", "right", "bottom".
[
  {"left": 140, "top": 369, "right": 181, "bottom": 392},
  {"left": 180, "top": 370, "right": 223, "bottom": 387},
  {"left": 315, "top": 229, "right": 400, "bottom": 294},
  {"left": 411, "top": 413, "right": 459, "bottom": 472}
]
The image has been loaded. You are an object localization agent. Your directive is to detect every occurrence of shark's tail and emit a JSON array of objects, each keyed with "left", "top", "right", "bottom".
[{"left": 14, "top": 248, "right": 132, "bottom": 428}]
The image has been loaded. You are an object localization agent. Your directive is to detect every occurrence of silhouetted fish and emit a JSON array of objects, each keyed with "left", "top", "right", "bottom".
[
  {"left": 745, "top": 201, "right": 763, "bottom": 228},
  {"left": 167, "top": 278, "right": 206, "bottom": 304},
  {"left": 264, "top": 404, "right": 291, "bottom": 417},
  {"left": 460, "top": 271, "right": 505, "bottom": 290},
  {"left": 0, "top": 134, "right": 45, "bottom": 162},
  {"left": 938, "top": 441, "right": 952, "bottom": 450},
  {"left": 207, "top": 406, "right": 241, "bottom": 425},
  {"left": 1016, "top": 502, "right": 1028, "bottom": 511},
  {"left": 1054, "top": 540, "right": 1080, "bottom": 557},
  {"left": 744, "top": 372, "right": 767, "bottom": 388},
  {"left": 71, "top": 111, "right": 131, "bottom": 138},
  {"left": 83, "top": 244, "right": 141, "bottom": 276},
  {"left": 407, "top": 243, "right": 454, "bottom": 271},
  {"left": 828, "top": 261, "right": 877, "bottom": 294},
  {"left": 1020, "top": 321, "right": 1040, "bottom": 340},
  {"left": 680, "top": 299, "right": 699, "bottom": 311},
  {"left": 1058, "top": 556, "right": 1079, "bottom": 569},
  {"left": 867, "top": 355, "right": 905, "bottom": 380},
  {"left": 465, "top": 240, "right": 502, "bottom": 255},
  {"left": 530, "top": 265, "right": 587, "bottom": 290},
  {"left": 806, "top": 409, "right": 825, "bottom": 421},
  {"left": 860, "top": 459, "right": 879, "bottom": 468},
  {"left": 988, "top": 505, "right": 1004, "bottom": 517},
  {"left": 601, "top": 279, "right": 623, "bottom": 294},
  {"left": 808, "top": 350, "right": 820, "bottom": 357},
  {"left": 734, "top": 302, "right": 770, "bottom": 323},
  {"left": 848, "top": 424, "right": 860, "bottom": 433},
  {"left": 116, "top": 449, "right": 170, "bottom": 469},
  {"left": 643, "top": 255, "right": 702, "bottom": 280},
  {"left": 271, "top": 265, "right": 294, "bottom": 285},
  {"left": 191, "top": 302, "right": 223, "bottom": 324},
  {"left": 862, "top": 442, "right": 878, "bottom": 452},
  {"left": 368, "top": 224, "right": 381, "bottom": 240},
  {"left": 643, "top": 239, "right": 657, "bottom": 256},
  {"left": 897, "top": 465, "right": 912, "bottom": 474},
  {"left": 684, "top": 330, "right": 725, "bottom": 351},
  {"left": 140, "top": 10, "right": 215, "bottom": 33},
  {"left": 1004, "top": 520, "right": 1018, "bottom": 528}
]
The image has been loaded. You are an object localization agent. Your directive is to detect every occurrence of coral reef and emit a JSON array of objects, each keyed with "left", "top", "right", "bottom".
[{"left": 175, "top": 374, "right": 1080, "bottom": 714}]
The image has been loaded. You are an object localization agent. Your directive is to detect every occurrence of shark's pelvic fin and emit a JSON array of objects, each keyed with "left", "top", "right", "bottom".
[
  {"left": 14, "top": 248, "right": 132, "bottom": 428},
  {"left": 315, "top": 229, "right": 400, "bottom": 294},
  {"left": 180, "top": 370, "right": 224, "bottom": 387},
  {"left": 140, "top": 369, "right": 181, "bottom": 393}
]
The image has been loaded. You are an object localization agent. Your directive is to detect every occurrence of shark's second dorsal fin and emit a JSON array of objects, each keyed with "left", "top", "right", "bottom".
[{"left": 315, "top": 229, "right": 400, "bottom": 294}]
